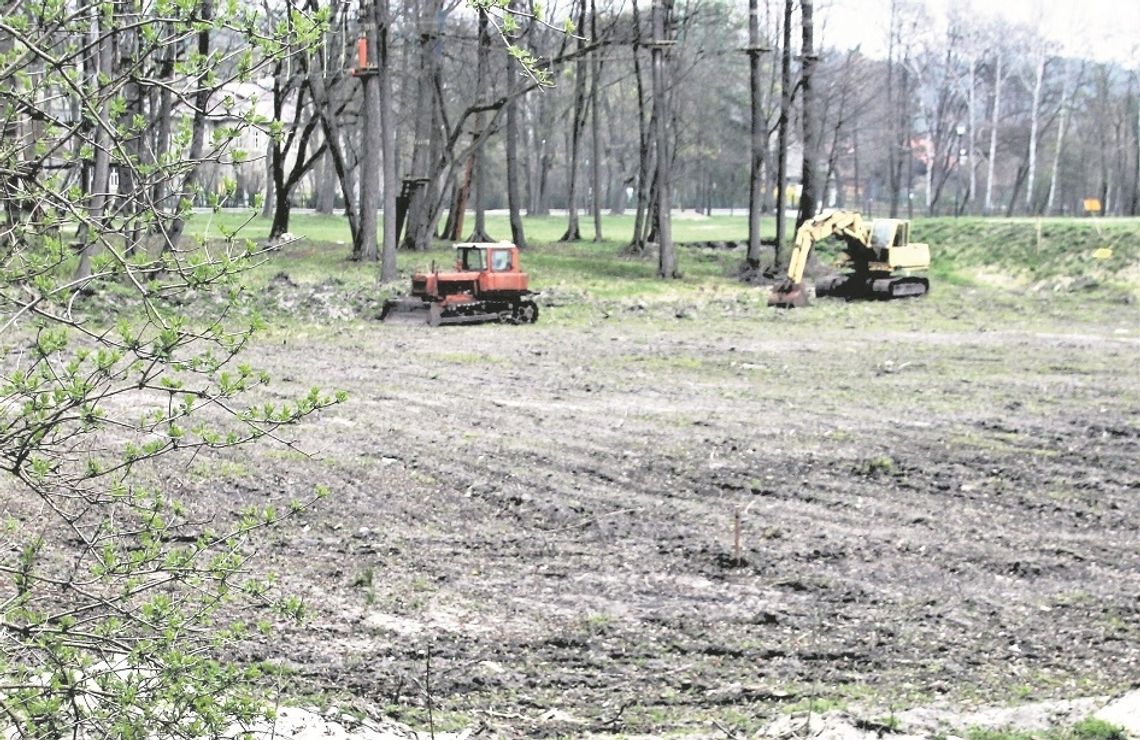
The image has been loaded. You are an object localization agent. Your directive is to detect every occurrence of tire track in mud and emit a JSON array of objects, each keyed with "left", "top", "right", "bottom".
[{"left": 230, "top": 315, "right": 1140, "bottom": 732}]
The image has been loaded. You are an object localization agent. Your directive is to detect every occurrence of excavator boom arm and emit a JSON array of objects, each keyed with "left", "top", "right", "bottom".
[{"left": 785, "top": 210, "right": 868, "bottom": 285}]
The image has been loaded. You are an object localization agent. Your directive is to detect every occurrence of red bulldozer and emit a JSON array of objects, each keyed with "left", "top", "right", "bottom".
[{"left": 380, "top": 242, "right": 539, "bottom": 326}]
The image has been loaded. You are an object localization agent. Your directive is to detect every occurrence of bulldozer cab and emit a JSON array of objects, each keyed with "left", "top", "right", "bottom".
[
  {"left": 456, "top": 243, "right": 517, "bottom": 273},
  {"left": 458, "top": 246, "right": 486, "bottom": 271}
]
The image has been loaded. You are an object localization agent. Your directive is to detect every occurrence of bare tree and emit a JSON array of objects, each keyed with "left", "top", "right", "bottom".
[
  {"left": 310, "top": 59, "right": 362, "bottom": 251},
  {"left": 1133, "top": 68, "right": 1140, "bottom": 216},
  {"left": 74, "top": 4, "right": 116, "bottom": 280},
  {"left": 358, "top": 0, "right": 383, "bottom": 261},
  {"left": 589, "top": 0, "right": 604, "bottom": 241},
  {"left": 984, "top": 44, "right": 1006, "bottom": 214},
  {"left": 401, "top": 0, "right": 446, "bottom": 250},
  {"left": 795, "top": 0, "right": 818, "bottom": 228},
  {"left": 629, "top": 0, "right": 653, "bottom": 252},
  {"left": 774, "top": 0, "right": 791, "bottom": 261},
  {"left": 505, "top": 0, "right": 528, "bottom": 248},
  {"left": 560, "top": 0, "right": 589, "bottom": 242},
  {"left": 745, "top": 0, "right": 768, "bottom": 268},
  {"left": 652, "top": 0, "right": 677, "bottom": 277},
  {"left": 469, "top": 10, "right": 494, "bottom": 242},
  {"left": 1045, "top": 58, "right": 1073, "bottom": 215},
  {"left": 379, "top": 0, "right": 398, "bottom": 278},
  {"left": 1024, "top": 40, "right": 1048, "bottom": 212}
]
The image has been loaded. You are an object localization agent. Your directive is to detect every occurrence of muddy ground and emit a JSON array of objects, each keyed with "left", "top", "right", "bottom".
[{"left": 178, "top": 285, "right": 1139, "bottom": 737}]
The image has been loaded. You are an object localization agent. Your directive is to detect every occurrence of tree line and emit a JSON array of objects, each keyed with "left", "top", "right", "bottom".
[
  {"left": 254, "top": 0, "right": 1140, "bottom": 275},
  {"left": 3, "top": 0, "right": 1139, "bottom": 275}
]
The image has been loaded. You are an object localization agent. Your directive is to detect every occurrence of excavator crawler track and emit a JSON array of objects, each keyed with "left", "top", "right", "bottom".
[{"left": 871, "top": 276, "right": 929, "bottom": 299}]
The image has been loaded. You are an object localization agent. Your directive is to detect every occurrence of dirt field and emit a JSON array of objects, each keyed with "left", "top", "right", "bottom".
[{"left": 182, "top": 284, "right": 1140, "bottom": 736}]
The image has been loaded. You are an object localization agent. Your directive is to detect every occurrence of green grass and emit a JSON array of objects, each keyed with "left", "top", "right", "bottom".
[
  {"left": 165, "top": 211, "right": 1140, "bottom": 319},
  {"left": 19, "top": 210, "right": 1140, "bottom": 306},
  {"left": 964, "top": 717, "right": 1128, "bottom": 740},
  {"left": 198, "top": 212, "right": 765, "bottom": 308},
  {"left": 197, "top": 209, "right": 1140, "bottom": 281},
  {"left": 915, "top": 217, "right": 1140, "bottom": 292}
]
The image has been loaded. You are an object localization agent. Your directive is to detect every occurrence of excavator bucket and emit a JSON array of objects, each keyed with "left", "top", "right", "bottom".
[
  {"left": 768, "top": 281, "right": 808, "bottom": 308},
  {"left": 380, "top": 297, "right": 436, "bottom": 325}
]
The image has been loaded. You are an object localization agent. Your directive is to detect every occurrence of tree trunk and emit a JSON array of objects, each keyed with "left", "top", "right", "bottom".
[
  {"left": 745, "top": 0, "right": 767, "bottom": 268},
  {"left": 536, "top": 144, "right": 553, "bottom": 216},
  {"left": 1045, "top": 62, "right": 1069, "bottom": 216},
  {"left": 886, "top": 0, "right": 899, "bottom": 218},
  {"left": 1133, "top": 82, "right": 1140, "bottom": 216},
  {"left": 444, "top": 150, "right": 474, "bottom": 240},
  {"left": 422, "top": 77, "right": 447, "bottom": 238},
  {"left": 985, "top": 51, "right": 1002, "bottom": 214},
  {"left": 774, "top": 0, "right": 791, "bottom": 263},
  {"left": 1097, "top": 67, "right": 1111, "bottom": 216},
  {"left": 378, "top": 0, "right": 398, "bottom": 279},
  {"left": 589, "top": 0, "right": 603, "bottom": 241},
  {"left": 268, "top": 66, "right": 292, "bottom": 238},
  {"left": 468, "top": 11, "right": 493, "bottom": 242},
  {"left": 629, "top": 0, "right": 652, "bottom": 252},
  {"left": 401, "top": 0, "right": 439, "bottom": 250},
  {"left": 261, "top": 132, "right": 275, "bottom": 219},
  {"left": 75, "top": 8, "right": 114, "bottom": 281},
  {"left": 526, "top": 66, "right": 553, "bottom": 215},
  {"left": 358, "top": 0, "right": 382, "bottom": 262},
  {"left": 504, "top": 1, "right": 527, "bottom": 249},
  {"left": 560, "top": 0, "right": 588, "bottom": 242},
  {"left": 152, "top": 52, "right": 173, "bottom": 217},
  {"left": 1025, "top": 50, "right": 1046, "bottom": 213},
  {"left": 1005, "top": 159, "right": 1028, "bottom": 217},
  {"left": 315, "top": 150, "right": 336, "bottom": 214},
  {"left": 157, "top": 0, "right": 214, "bottom": 256},
  {"left": 118, "top": 8, "right": 144, "bottom": 252},
  {"left": 795, "top": 0, "right": 818, "bottom": 229},
  {"left": 967, "top": 53, "right": 977, "bottom": 212},
  {"left": 652, "top": 0, "right": 676, "bottom": 278},
  {"left": 901, "top": 59, "right": 912, "bottom": 219},
  {"left": 604, "top": 93, "right": 627, "bottom": 215},
  {"left": 266, "top": 74, "right": 328, "bottom": 242},
  {"left": 311, "top": 69, "right": 361, "bottom": 252},
  {"left": 269, "top": 157, "right": 291, "bottom": 239}
]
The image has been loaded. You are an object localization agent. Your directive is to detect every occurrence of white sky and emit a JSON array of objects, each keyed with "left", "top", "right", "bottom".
[{"left": 818, "top": 0, "right": 1140, "bottom": 65}]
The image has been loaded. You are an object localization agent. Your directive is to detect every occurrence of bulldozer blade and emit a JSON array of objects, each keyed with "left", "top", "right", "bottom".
[
  {"left": 380, "top": 297, "right": 432, "bottom": 325},
  {"left": 768, "top": 282, "right": 808, "bottom": 308}
]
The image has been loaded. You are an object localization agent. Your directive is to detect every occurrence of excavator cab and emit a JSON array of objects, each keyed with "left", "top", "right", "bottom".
[{"left": 870, "top": 219, "right": 902, "bottom": 248}]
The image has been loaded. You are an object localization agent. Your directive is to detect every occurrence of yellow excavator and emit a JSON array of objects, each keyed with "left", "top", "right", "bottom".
[{"left": 768, "top": 209, "right": 931, "bottom": 308}]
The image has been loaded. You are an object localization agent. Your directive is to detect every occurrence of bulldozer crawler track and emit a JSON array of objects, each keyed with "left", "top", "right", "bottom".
[{"left": 381, "top": 296, "right": 539, "bottom": 327}]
